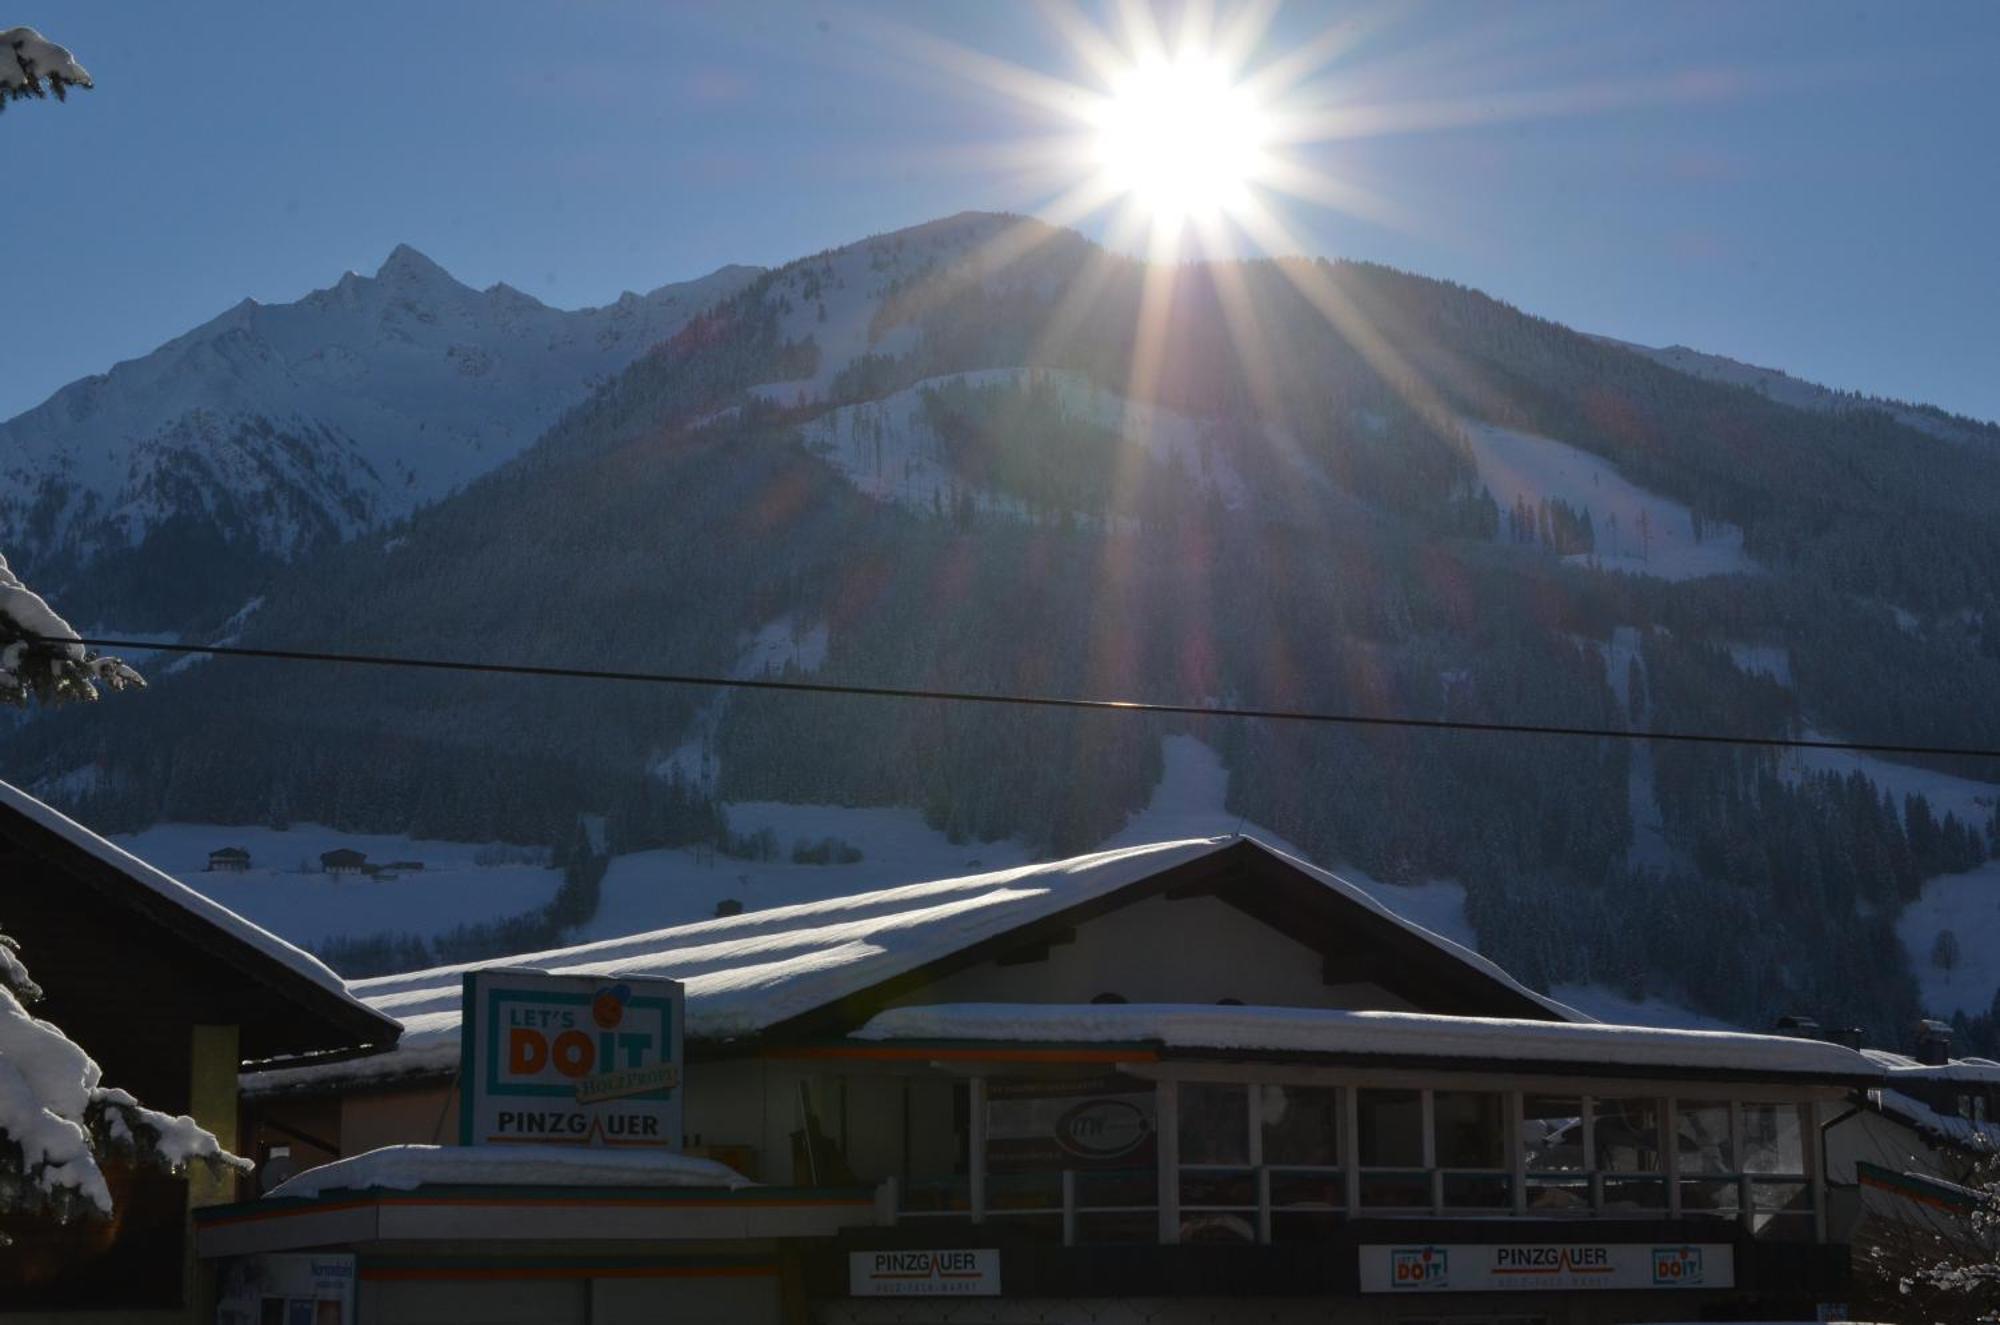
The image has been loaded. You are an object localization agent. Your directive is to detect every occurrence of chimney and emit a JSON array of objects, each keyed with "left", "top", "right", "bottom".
[
  {"left": 1827, "top": 1026, "right": 1864, "bottom": 1050},
  {"left": 1774, "top": 1015, "right": 1822, "bottom": 1039},
  {"left": 1914, "top": 1019, "right": 1954, "bottom": 1067}
]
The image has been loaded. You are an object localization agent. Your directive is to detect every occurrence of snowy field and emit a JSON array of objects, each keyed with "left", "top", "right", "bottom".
[
  {"left": 1898, "top": 861, "right": 2000, "bottom": 1019},
  {"left": 109, "top": 822, "right": 562, "bottom": 948},
  {"left": 1463, "top": 421, "right": 1758, "bottom": 580},
  {"left": 577, "top": 801, "right": 1036, "bottom": 942}
]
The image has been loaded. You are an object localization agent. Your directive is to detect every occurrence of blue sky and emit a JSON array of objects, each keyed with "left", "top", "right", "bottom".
[{"left": 7, "top": 1, "right": 1997, "bottom": 422}]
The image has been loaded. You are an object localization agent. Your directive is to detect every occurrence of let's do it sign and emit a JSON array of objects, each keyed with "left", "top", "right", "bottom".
[{"left": 459, "top": 969, "right": 685, "bottom": 1148}]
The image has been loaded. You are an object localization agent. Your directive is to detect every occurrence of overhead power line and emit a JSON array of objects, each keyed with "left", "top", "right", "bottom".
[{"left": 56, "top": 634, "right": 2000, "bottom": 763}]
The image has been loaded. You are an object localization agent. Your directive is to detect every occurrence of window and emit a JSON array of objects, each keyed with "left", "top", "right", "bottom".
[
  {"left": 1260, "top": 1084, "right": 1339, "bottom": 1165},
  {"left": 1521, "top": 1095, "right": 1588, "bottom": 1212},
  {"left": 1179, "top": 1083, "right": 1254, "bottom": 1239},
  {"left": 1592, "top": 1097, "right": 1665, "bottom": 1211},
  {"left": 1675, "top": 1100, "right": 1737, "bottom": 1217},
  {"left": 1434, "top": 1091, "right": 1508, "bottom": 1209},
  {"left": 1260, "top": 1084, "right": 1343, "bottom": 1242},
  {"left": 1356, "top": 1088, "right": 1428, "bottom": 1208},
  {"left": 1741, "top": 1102, "right": 1811, "bottom": 1240}
]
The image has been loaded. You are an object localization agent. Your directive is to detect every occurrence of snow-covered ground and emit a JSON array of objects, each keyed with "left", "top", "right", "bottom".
[
  {"left": 1548, "top": 984, "right": 1741, "bottom": 1032},
  {"left": 1463, "top": 421, "right": 1758, "bottom": 580},
  {"left": 580, "top": 801, "right": 1037, "bottom": 942},
  {"left": 798, "top": 367, "right": 1245, "bottom": 518},
  {"left": 1897, "top": 861, "right": 2000, "bottom": 1019},
  {"left": 109, "top": 822, "right": 562, "bottom": 948}
]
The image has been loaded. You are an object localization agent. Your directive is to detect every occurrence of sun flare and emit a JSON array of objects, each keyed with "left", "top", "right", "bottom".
[{"left": 1091, "top": 54, "right": 1270, "bottom": 229}]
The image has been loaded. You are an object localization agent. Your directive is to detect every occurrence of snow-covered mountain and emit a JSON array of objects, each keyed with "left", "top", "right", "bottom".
[{"left": 0, "top": 247, "right": 761, "bottom": 583}]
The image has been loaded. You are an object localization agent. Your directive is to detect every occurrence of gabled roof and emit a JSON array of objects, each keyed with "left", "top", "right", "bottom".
[
  {"left": 0, "top": 779, "right": 398, "bottom": 1064},
  {"left": 247, "top": 837, "right": 1574, "bottom": 1094}
]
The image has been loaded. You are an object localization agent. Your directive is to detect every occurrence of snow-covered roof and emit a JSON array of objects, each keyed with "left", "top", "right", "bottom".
[
  {"left": 247, "top": 836, "right": 1574, "bottom": 1093},
  {"left": 264, "top": 1144, "right": 751, "bottom": 1200},
  {"left": 1862, "top": 1048, "right": 2000, "bottom": 1084},
  {"left": 1875, "top": 1088, "right": 2000, "bottom": 1153},
  {"left": 851, "top": 1003, "right": 1883, "bottom": 1081},
  {"left": 0, "top": 778, "right": 390, "bottom": 1038}
]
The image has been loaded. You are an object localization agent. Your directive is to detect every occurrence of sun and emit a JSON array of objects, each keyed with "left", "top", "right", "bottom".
[{"left": 1090, "top": 53, "right": 1270, "bottom": 230}]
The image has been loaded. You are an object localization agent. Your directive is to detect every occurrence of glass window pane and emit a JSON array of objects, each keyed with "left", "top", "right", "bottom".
[
  {"left": 1180, "top": 1168, "right": 1254, "bottom": 1207},
  {"left": 1074, "top": 1166, "right": 1156, "bottom": 1209},
  {"left": 1679, "top": 1178, "right": 1740, "bottom": 1216},
  {"left": 1261, "top": 1084, "right": 1340, "bottom": 1166},
  {"left": 1593, "top": 1098, "right": 1663, "bottom": 1173},
  {"left": 1179, "top": 1083, "right": 1250, "bottom": 1166},
  {"left": 1433, "top": 1091, "right": 1505, "bottom": 1169},
  {"left": 1521, "top": 1095, "right": 1586, "bottom": 1172},
  {"left": 1524, "top": 1176, "right": 1591, "bottom": 1212},
  {"left": 1741, "top": 1104, "right": 1805, "bottom": 1174},
  {"left": 1356, "top": 1089, "right": 1424, "bottom": 1167},
  {"left": 1675, "top": 1101, "right": 1734, "bottom": 1175},
  {"left": 1602, "top": 1175, "right": 1667, "bottom": 1211},
  {"left": 1442, "top": 1172, "right": 1511, "bottom": 1208},
  {"left": 1358, "top": 1170, "right": 1431, "bottom": 1209},
  {"left": 1270, "top": 1170, "right": 1343, "bottom": 1209},
  {"left": 1751, "top": 1179, "right": 1811, "bottom": 1212}
]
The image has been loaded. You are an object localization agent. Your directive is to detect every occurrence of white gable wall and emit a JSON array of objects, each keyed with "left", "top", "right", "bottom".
[{"left": 881, "top": 894, "right": 1414, "bottom": 1013}]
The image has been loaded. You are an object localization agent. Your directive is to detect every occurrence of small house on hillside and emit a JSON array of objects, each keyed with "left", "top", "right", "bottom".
[
  {"left": 207, "top": 846, "right": 251, "bottom": 872},
  {"left": 320, "top": 848, "right": 366, "bottom": 874}
]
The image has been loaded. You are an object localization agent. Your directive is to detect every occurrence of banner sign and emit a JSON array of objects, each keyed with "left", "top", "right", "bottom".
[
  {"left": 985, "top": 1075, "right": 1156, "bottom": 1172},
  {"left": 459, "top": 968, "right": 684, "bottom": 1148},
  {"left": 849, "top": 1249, "right": 1001, "bottom": 1297},
  {"left": 1360, "top": 1243, "right": 1735, "bottom": 1293}
]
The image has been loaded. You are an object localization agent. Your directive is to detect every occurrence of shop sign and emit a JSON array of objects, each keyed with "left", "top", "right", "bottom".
[
  {"left": 986, "top": 1076, "right": 1156, "bottom": 1171},
  {"left": 849, "top": 1248, "right": 1001, "bottom": 1296},
  {"left": 459, "top": 968, "right": 684, "bottom": 1148},
  {"left": 1359, "top": 1243, "right": 1735, "bottom": 1293}
]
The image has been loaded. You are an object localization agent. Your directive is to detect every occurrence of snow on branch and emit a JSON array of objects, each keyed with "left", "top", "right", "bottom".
[
  {"left": 0, "top": 942, "right": 247, "bottom": 1234},
  {"left": 1, "top": 27, "right": 92, "bottom": 109},
  {"left": 0, "top": 553, "right": 143, "bottom": 706}
]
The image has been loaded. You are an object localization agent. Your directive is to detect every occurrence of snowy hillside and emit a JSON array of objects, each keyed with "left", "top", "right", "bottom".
[
  {"left": 751, "top": 212, "right": 1085, "bottom": 406},
  {"left": 1599, "top": 336, "right": 1999, "bottom": 448},
  {"left": 1464, "top": 421, "right": 1758, "bottom": 580},
  {"left": 0, "top": 247, "right": 760, "bottom": 574},
  {"left": 799, "top": 367, "right": 1247, "bottom": 517}
]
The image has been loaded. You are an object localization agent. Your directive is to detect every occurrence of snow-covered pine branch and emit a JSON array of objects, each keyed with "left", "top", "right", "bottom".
[
  {"left": 0, "top": 553, "right": 143, "bottom": 705},
  {"left": 1, "top": 27, "right": 92, "bottom": 109},
  {"left": 0, "top": 937, "right": 248, "bottom": 1239}
]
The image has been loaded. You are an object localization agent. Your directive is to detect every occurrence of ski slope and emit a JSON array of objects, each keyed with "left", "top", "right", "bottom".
[{"left": 1463, "top": 421, "right": 1758, "bottom": 580}]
